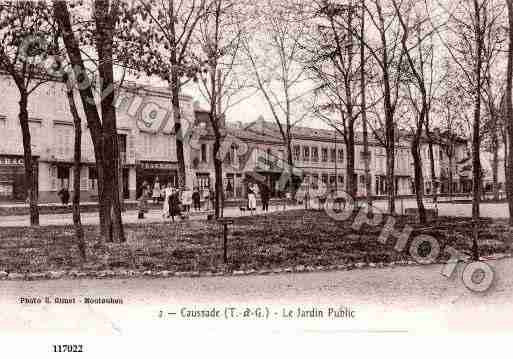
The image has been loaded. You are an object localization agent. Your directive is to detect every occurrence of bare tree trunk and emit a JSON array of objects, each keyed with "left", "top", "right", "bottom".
[
  {"left": 346, "top": 125, "right": 356, "bottom": 198},
  {"left": 492, "top": 124, "right": 499, "bottom": 201},
  {"left": 18, "top": 91, "right": 39, "bottom": 226},
  {"left": 412, "top": 137, "right": 427, "bottom": 224},
  {"left": 492, "top": 130, "right": 499, "bottom": 201},
  {"left": 470, "top": 0, "right": 484, "bottom": 260},
  {"left": 171, "top": 78, "right": 187, "bottom": 188},
  {"left": 386, "top": 143, "right": 396, "bottom": 214},
  {"left": 448, "top": 149, "right": 454, "bottom": 201},
  {"left": 425, "top": 123, "right": 437, "bottom": 201},
  {"left": 505, "top": 0, "right": 513, "bottom": 226},
  {"left": 212, "top": 128, "right": 223, "bottom": 219},
  {"left": 285, "top": 132, "right": 294, "bottom": 196},
  {"left": 54, "top": 0, "right": 111, "bottom": 239},
  {"left": 361, "top": 0, "right": 372, "bottom": 211},
  {"left": 383, "top": 61, "right": 396, "bottom": 214},
  {"left": 95, "top": 151, "right": 110, "bottom": 239},
  {"left": 168, "top": 1, "right": 187, "bottom": 187},
  {"left": 65, "top": 79, "right": 86, "bottom": 260},
  {"left": 95, "top": 0, "right": 124, "bottom": 242}
]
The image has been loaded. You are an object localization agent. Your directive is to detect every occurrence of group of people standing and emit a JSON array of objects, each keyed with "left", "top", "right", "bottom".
[
  {"left": 245, "top": 183, "right": 270, "bottom": 214},
  {"left": 138, "top": 177, "right": 275, "bottom": 219},
  {"left": 137, "top": 177, "right": 213, "bottom": 221}
]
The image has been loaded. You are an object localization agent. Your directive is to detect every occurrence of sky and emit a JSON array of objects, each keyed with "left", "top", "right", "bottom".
[{"left": 117, "top": 0, "right": 509, "bottom": 135}]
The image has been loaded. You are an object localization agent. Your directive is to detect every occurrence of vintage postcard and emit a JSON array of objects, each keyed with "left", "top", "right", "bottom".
[{"left": 1, "top": 0, "right": 513, "bottom": 356}]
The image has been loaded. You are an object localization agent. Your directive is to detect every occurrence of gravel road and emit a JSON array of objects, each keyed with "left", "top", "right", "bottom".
[{"left": 1, "top": 257, "right": 512, "bottom": 334}]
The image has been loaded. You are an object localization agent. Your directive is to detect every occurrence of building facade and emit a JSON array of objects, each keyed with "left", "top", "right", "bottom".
[
  {"left": 187, "top": 116, "right": 468, "bottom": 200},
  {"left": 188, "top": 110, "right": 286, "bottom": 199},
  {"left": 0, "top": 72, "right": 470, "bottom": 203},
  {"left": 0, "top": 74, "right": 195, "bottom": 203}
]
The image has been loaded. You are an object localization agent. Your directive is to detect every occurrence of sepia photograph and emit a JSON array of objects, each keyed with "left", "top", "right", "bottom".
[{"left": 0, "top": 0, "right": 513, "bottom": 356}]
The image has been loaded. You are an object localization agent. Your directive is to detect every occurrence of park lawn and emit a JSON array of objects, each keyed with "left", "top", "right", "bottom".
[{"left": 0, "top": 210, "right": 512, "bottom": 274}]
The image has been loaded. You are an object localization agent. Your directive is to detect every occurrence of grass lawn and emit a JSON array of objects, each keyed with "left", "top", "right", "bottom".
[{"left": 0, "top": 210, "right": 512, "bottom": 274}]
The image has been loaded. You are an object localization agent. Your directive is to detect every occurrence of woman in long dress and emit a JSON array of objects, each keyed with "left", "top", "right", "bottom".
[
  {"left": 162, "top": 183, "right": 173, "bottom": 218},
  {"left": 152, "top": 177, "right": 161, "bottom": 204},
  {"left": 247, "top": 185, "right": 257, "bottom": 215},
  {"left": 181, "top": 187, "right": 193, "bottom": 213}
]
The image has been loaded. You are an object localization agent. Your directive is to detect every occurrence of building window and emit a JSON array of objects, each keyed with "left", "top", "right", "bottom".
[
  {"left": 322, "top": 173, "right": 328, "bottom": 184},
  {"left": 375, "top": 175, "right": 386, "bottom": 195},
  {"left": 312, "top": 174, "right": 319, "bottom": 189},
  {"left": 303, "top": 146, "right": 310, "bottom": 162},
  {"left": 57, "top": 165, "right": 70, "bottom": 189},
  {"left": 226, "top": 148, "right": 233, "bottom": 165},
  {"left": 294, "top": 145, "right": 300, "bottom": 161},
  {"left": 311, "top": 147, "right": 318, "bottom": 162},
  {"left": 361, "top": 151, "right": 372, "bottom": 164},
  {"left": 338, "top": 175, "right": 344, "bottom": 184},
  {"left": 303, "top": 173, "right": 310, "bottom": 187},
  {"left": 322, "top": 148, "right": 328, "bottom": 162},
  {"left": 54, "top": 123, "right": 73, "bottom": 158},
  {"left": 201, "top": 143, "right": 207, "bottom": 163},
  {"left": 360, "top": 174, "right": 366, "bottom": 184},
  {"left": 329, "top": 175, "right": 336, "bottom": 185},
  {"left": 118, "top": 134, "right": 127, "bottom": 164},
  {"left": 338, "top": 148, "right": 343, "bottom": 162},
  {"left": 88, "top": 166, "right": 97, "bottom": 190},
  {"left": 197, "top": 173, "right": 210, "bottom": 190},
  {"left": 0, "top": 115, "right": 6, "bottom": 128},
  {"left": 330, "top": 148, "right": 336, "bottom": 162},
  {"left": 229, "top": 146, "right": 238, "bottom": 166}
]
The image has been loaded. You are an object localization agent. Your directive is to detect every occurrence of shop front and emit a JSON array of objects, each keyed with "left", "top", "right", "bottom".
[
  {"left": 0, "top": 154, "right": 38, "bottom": 202},
  {"left": 136, "top": 161, "right": 178, "bottom": 196}
]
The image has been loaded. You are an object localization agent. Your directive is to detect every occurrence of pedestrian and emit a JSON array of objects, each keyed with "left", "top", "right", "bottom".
[
  {"left": 226, "top": 180, "right": 233, "bottom": 198},
  {"left": 192, "top": 187, "right": 201, "bottom": 211},
  {"left": 260, "top": 184, "right": 270, "bottom": 212},
  {"left": 203, "top": 188, "right": 210, "bottom": 210},
  {"left": 137, "top": 181, "right": 149, "bottom": 219},
  {"left": 152, "top": 177, "right": 161, "bottom": 204},
  {"left": 181, "top": 186, "right": 193, "bottom": 213},
  {"left": 168, "top": 188, "right": 181, "bottom": 222},
  {"left": 247, "top": 185, "right": 257, "bottom": 215},
  {"left": 304, "top": 188, "right": 310, "bottom": 210},
  {"left": 162, "top": 182, "right": 173, "bottom": 218},
  {"left": 57, "top": 186, "right": 70, "bottom": 205}
]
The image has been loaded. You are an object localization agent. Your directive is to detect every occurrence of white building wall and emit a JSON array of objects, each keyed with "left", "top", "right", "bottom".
[{"left": 0, "top": 74, "right": 195, "bottom": 202}]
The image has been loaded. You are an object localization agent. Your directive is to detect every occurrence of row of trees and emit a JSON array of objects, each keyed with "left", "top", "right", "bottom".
[{"left": 2, "top": 0, "right": 513, "bottom": 260}]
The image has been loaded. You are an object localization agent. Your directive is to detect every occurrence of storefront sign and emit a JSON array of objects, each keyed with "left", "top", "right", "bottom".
[
  {"left": 137, "top": 161, "right": 177, "bottom": 171},
  {"left": 0, "top": 156, "right": 24, "bottom": 166}
]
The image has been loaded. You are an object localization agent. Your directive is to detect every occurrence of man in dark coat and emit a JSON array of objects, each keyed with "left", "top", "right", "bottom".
[
  {"left": 192, "top": 187, "right": 201, "bottom": 211},
  {"left": 168, "top": 189, "right": 181, "bottom": 222},
  {"left": 260, "top": 184, "right": 270, "bottom": 212},
  {"left": 57, "top": 187, "right": 70, "bottom": 205}
]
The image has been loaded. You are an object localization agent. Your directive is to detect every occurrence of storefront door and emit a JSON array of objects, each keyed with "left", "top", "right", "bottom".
[{"left": 136, "top": 161, "right": 178, "bottom": 196}]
